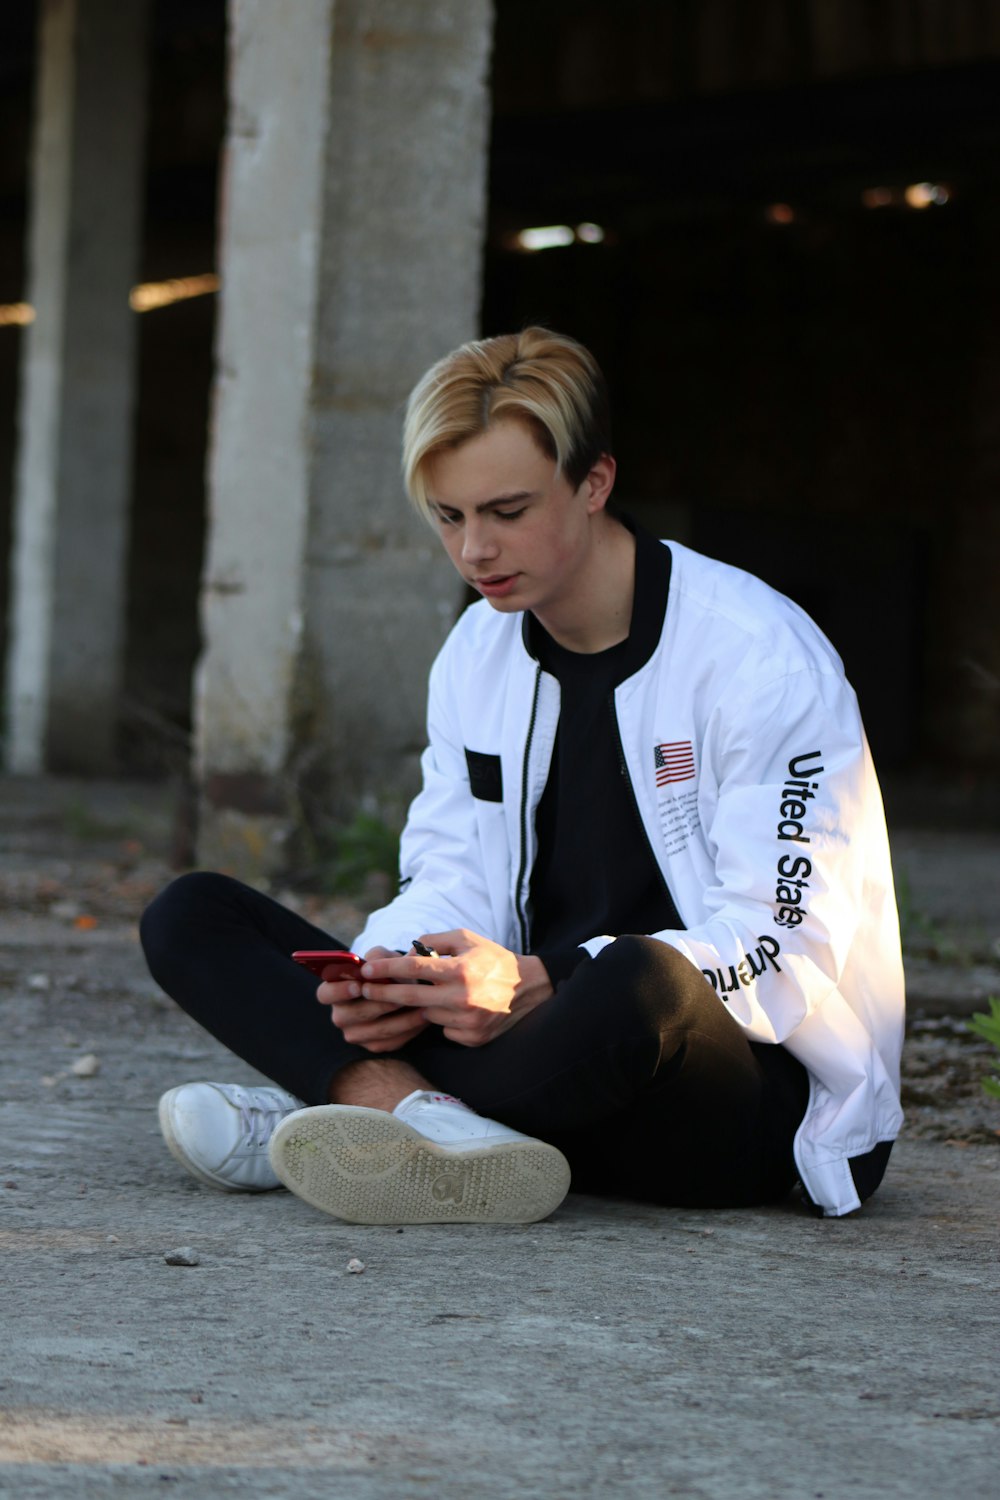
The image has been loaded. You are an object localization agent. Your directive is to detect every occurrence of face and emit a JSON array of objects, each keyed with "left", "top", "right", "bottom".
[{"left": 423, "top": 420, "right": 615, "bottom": 627}]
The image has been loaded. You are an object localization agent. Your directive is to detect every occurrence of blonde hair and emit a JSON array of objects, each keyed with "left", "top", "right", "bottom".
[{"left": 402, "top": 326, "right": 612, "bottom": 520}]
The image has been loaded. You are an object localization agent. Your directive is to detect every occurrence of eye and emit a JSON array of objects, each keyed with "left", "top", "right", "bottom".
[
  {"left": 434, "top": 508, "right": 461, "bottom": 527},
  {"left": 495, "top": 508, "right": 526, "bottom": 522}
]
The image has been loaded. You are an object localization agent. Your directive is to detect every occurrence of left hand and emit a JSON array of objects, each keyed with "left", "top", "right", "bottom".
[
  {"left": 318, "top": 945, "right": 430, "bottom": 1054},
  {"left": 359, "top": 929, "right": 553, "bottom": 1047}
]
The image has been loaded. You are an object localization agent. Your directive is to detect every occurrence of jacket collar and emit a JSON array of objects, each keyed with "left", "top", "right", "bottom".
[{"left": 521, "top": 516, "right": 671, "bottom": 675}]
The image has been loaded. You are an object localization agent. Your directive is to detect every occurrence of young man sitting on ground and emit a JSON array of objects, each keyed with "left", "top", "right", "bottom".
[{"left": 142, "top": 327, "right": 904, "bottom": 1223}]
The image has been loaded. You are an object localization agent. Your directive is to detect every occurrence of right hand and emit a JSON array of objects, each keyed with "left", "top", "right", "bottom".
[{"left": 316, "top": 945, "right": 429, "bottom": 1054}]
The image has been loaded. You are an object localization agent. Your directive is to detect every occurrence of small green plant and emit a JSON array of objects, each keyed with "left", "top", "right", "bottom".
[
  {"left": 320, "top": 811, "right": 401, "bottom": 897},
  {"left": 62, "top": 798, "right": 130, "bottom": 842},
  {"left": 895, "top": 868, "right": 962, "bottom": 963},
  {"left": 968, "top": 996, "right": 1000, "bottom": 1100}
]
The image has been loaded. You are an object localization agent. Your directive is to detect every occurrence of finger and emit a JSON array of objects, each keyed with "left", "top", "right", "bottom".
[
  {"left": 409, "top": 953, "right": 459, "bottom": 986},
  {"left": 363, "top": 1023, "right": 428, "bottom": 1055},
  {"left": 439, "top": 1013, "right": 516, "bottom": 1047},
  {"left": 341, "top": 1011, "right": 429, "bottom": 1047},
  {"left": 361, "top": 980, "right": 449, "bottom": 1009},
  {"left": 317, "top": 978, "right": 362, "bottom": 1005},
  {"left": 330, "top": 997, "right": 403, "bottom": 1028},
  {"left": 418, "top": 929, "right": 470, "bottom": 957},
  {"left": 361, "top": 954, "right": 452, "bottom": 987},
  {"left": 418, "top": 1004, "right": 477, "bottom": 1030},
  {"left": 441, "top": 1024, "right": 485, "bottom": 1048},
  {"left": 360, "top": 954, "right": 415, "bottom": 982},
  {"left": 340, "top": 1021, "right": 410, "bottom": 1046}
]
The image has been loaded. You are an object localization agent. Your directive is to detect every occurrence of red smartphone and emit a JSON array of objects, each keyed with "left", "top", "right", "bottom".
[{"left": 292, "top": 950, "right": 364, "bottom": 980}]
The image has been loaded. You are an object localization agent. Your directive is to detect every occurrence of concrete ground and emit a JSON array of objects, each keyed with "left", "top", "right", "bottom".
[{"left": 1, "top": 777, "right": 998, "bottom": 1499}]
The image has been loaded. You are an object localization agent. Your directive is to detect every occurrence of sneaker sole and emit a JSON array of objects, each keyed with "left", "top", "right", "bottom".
[
  {"left": 158, "top": 1089, "right": 281, "bottom": 1193},
  {"left": 268, "top": 1105, "right": 571, "bottom": 1224}
]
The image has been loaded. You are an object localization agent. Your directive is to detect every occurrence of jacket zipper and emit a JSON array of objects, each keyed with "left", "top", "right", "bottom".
[
  {"left": 609, "top": 694, "right": 685, "bottom": 932},
  {"left": 514, "top": 665, "right": 543, "bottom": 951}
]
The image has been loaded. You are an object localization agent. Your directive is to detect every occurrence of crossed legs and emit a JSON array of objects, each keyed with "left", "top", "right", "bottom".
[{"left": 142, "top": 872, "right": 809, "bottom": 1209}]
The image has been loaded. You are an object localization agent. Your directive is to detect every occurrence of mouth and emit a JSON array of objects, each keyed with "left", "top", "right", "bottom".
[{"left": 472, "top": 573, "right": 519, "bottom": 598}]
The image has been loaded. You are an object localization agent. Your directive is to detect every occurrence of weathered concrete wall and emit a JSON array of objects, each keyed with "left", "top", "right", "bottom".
[
  {"left": 304, "top": 0, "right": 493, "bottom": 809},
  {"left": 194, "top": 0, "right": 335, "bottom": 871},
  {"left": 4, "top": 0, "right": 149, "bottom": 773},
  {"left": 196, "top": 0, "right": 491, "bottom": 876}
]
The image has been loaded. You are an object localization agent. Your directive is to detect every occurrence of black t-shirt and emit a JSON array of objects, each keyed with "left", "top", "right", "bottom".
[{"left": 526, "top": 525, "right": 684, "bottom": 984}]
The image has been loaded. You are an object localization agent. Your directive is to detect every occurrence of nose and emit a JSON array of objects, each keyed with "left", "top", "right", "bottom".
[{"left": 461, "top": 517, "right": 500, "bottom": 567}]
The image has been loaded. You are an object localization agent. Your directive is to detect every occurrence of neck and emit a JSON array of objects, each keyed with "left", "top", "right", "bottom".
[{"left": 534, "top": 514, "right": 636, "bottom": 653}]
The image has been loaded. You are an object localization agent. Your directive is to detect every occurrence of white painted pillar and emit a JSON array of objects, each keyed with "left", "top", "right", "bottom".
[
  {"left": 196, "top": 0, "right": 493, "bottom": 874},
  {"left": 4, "top": 0, "right": 150, "bottom": 772}
]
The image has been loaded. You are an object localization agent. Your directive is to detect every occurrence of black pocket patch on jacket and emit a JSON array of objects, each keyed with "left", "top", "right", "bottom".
[{"left": 465, "top": 749, "right": 503, "bottom": 803}]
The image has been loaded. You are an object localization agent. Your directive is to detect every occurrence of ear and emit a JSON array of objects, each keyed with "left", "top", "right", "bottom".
[{"left": 582, "top": 453, "right": 617, "bottom": 515}]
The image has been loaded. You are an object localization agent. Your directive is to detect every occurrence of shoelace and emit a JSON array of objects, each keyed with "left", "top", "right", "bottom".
[{"left": 236, "top": 1091, "right": 292, "bottom": 1150}]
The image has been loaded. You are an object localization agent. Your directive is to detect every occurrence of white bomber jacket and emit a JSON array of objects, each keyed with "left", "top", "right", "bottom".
[{"left": 356, "top": 536, "right": 906, "bottom": 1217}]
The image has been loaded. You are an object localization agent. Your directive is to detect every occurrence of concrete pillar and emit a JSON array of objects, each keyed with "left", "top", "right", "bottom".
[
  {"left": 196, "top": 0, "right": 492, "bottom": 876},
  {"left": 4, "top": 0, "right": 150, "bottom": 773}
]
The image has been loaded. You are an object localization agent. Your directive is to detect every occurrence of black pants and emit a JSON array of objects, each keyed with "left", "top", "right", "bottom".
[{"left": 140, "top": 872, "right": 811, "bottom": 1209}]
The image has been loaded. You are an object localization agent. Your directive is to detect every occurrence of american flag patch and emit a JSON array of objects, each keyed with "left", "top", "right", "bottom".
[{"left": 654, "top": 741, "right": 696, "bottom": 787}]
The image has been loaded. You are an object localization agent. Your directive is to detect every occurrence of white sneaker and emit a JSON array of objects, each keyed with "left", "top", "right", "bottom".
[
  {"left": 268, "top": 1089, "right": 571, "bottom": 1225},
  {"left": 158, "top": 1081, "right": 305, "bottom": 1192}
]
